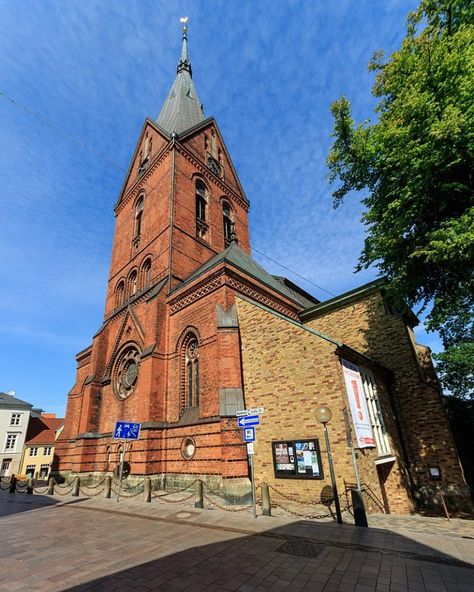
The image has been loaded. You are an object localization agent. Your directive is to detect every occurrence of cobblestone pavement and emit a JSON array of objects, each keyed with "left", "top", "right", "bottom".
[
  {"left": 367, "top": 514, "right": 474, "bottom": 540},
  {"left": 0, "top": 492, "right": 473, "bottom": 592}
]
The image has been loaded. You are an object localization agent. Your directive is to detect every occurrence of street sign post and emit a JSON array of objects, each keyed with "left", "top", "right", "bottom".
[
  {"left": 113, "top": 421, "right": 141, "bottom": 502},
  {"left": 235, "top": 409, "right": 263, "bottom": 519},
  {"left": 237, "top": 415, "right": 259, "bottom": 428},
  {"left": 247, "top": 443, "right": 257, "bottom": 519}
]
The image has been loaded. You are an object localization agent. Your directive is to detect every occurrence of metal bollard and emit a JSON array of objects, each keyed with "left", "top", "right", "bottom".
[
  {"left": 26, "top": 479, "right": 34, "bottom": 495},
  {"left": 195, "top": 480, "right": 204, "bottom": 509},
  {"left": 104, "top": 475, "right": 112, "bottom": 499},
  {"left": 351, "top": 488, "right": 368, "bottom": 527},
  {"left": 144, "top": 477, "right": 151, "bottom": 503},
  {"left": 72, "top": 476, "right": 80, "bottom": 497},
  {"left": 261, "top": 483, "right": 271, "bottom": 516},
  {"left": 47, "top": 477, "right": 55, "bottom": 495},
  {"left": 9, "top": 475, "right": 17, "bottom": 494}
]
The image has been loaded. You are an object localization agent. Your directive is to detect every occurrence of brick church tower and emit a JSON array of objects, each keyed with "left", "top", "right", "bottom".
[{"left": 55, "top": 22, "right": 317, "bottom": 486}]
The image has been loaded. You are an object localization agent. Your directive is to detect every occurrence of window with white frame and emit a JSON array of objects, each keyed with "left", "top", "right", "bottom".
[
  {"left": 1, "top": 459, "right": 11, "bottom": 476},
  {"left": 29, "top": 447, "right": 39, "bottom": 457},
  {"left": 10, "top": 413, "right": 21, "bottom": 426},
  {"left": 44, "top": 447, "right": 52, "bottom": 456},
  {"left": 5, "top": 434, "right": 18, "bottom": 451},
  {"left": 360, "top": 368, "right": 391, "bottom": 456},
  {"left": 26, "top": 465, "right": 35, "bottom": 478}
]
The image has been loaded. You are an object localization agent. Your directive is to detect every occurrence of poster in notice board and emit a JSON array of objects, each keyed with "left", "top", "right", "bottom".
[{"left": 272, "top": 439, "right": 323, "bottom": 480}]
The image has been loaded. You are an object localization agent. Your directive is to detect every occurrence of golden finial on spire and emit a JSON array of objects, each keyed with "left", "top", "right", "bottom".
[{"left": 180, "top": 16, "right": 188, "bottom": 33}]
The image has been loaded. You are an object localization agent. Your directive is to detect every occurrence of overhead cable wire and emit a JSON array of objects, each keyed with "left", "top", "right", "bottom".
[
  {"left": 0, "top": 89, "right": 126, "bottom": 172},
  {"left": 2, "top": 89, "right": 335, "bottom": 298},
  {"left": 251, "top": 247, "right": 336, "bottom": 297}
]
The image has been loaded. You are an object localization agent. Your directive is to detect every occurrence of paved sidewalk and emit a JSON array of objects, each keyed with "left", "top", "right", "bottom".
[
  {"left": 367, "top": 513, "right": 474, "bottom": 540},
  {"left": 0, "top": 492, "right": 473, "bottom": 592}
]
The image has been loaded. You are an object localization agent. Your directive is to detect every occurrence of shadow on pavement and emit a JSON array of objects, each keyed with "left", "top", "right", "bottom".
[
  {"left": 0, "top": 490, "right": 85, "bottom": 517},
  {"left": 59, "top": 507, "right": 474, "bottom": 592}
]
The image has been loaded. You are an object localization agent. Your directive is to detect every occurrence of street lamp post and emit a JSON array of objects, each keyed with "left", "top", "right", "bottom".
[{"left": 315, "top": 405, "right": 343, "bottom": 525}]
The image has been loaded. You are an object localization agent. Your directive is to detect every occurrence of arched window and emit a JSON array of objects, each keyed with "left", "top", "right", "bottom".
[
  {"left": 181, "top": 334, "right": 200, "bottom": 414},
  {"left": 222, "top": 201, "right": 233, "bottom": 246},
  {"left": 195, "top": 181, "right": 208, "bottom": 240},
  {"left": 141, "top": 258, "right": 151, "bottom": 289},
  {"left": 115, "top": 280, "right": 125, "bottom": 308},
  {"left": 105, "top": 445, "right": 111, "bottom": 470},
  {"left": 128, "top": 270, "right": 137, "bottom": 298},
  {"left": 134, "top": 196, "right": 144, "bottom": 239}
]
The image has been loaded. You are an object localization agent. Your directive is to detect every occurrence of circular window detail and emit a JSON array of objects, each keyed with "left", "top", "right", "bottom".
[
  {"left": 180, "top": 436, "right": 196, "bottom": 460},
  {"left": 187, "top": 339, "right": 198, "bottom": 359},
  {"left": 113, "top": 346, "right": 140, "bottom": 400}
]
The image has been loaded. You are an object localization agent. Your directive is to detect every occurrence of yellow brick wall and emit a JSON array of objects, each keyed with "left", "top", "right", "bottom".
[
  {"left": 306, "top": 292, "right": 468, "bottom": 506},
  {"left": 236, "top": 296, "right": 413, "bottom": 514}
]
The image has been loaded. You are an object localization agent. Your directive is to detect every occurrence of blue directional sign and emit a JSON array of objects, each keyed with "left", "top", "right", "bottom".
[
  {"left": 237, "top": 415, "right": 259, "bottom": 428},
  {"left": 243, "top": 427, "right": 255, "bottom": 443},
  {"left": 113, "top": 421, "right": 141, "bottom": 440}
]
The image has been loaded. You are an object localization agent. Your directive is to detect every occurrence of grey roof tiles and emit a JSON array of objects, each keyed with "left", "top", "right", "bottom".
[{"left": 156, "top": 26, "right": 205, "bottom": 135}]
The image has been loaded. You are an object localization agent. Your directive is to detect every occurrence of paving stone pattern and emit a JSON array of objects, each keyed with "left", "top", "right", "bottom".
[{"left": 0, "top": 493, "right": 473, "bottom": 592}]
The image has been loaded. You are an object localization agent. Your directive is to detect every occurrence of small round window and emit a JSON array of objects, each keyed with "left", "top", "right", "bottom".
[
  {"left": 180, "top": 436, "right": 196, "bottom": 460},
  {"left": 113, "top": 346, "right": 140, "bottom": 400}
]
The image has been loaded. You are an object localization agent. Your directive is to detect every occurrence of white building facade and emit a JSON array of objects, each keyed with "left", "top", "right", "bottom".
[{"left": 0, "top": 392, "right": 33, "bottom": 477}]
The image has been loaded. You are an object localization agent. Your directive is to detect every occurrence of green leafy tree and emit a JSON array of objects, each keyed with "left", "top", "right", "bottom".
[{"left": 327, "top": 0, "right": 474, "bottom": 398}]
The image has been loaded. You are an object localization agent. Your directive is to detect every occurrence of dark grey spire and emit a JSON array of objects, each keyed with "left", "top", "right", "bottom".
[{"left": 157, "top": 18, "right": 205, "bottom": 135}]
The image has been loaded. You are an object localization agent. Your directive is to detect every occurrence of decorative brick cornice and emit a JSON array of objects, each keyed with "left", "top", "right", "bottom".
[
  {"left": 176, "top": 143, "right": 249, "bottom": 212},
  {"left": 169, "top": 271, "right": 225, "bottom": 314},
  {"left": 76, "top": 347, "right": 92, "bottom": 369},
  {"left": 168, "top": 265, "right": 300, "bottom": 321},
  {"left": 226, "top": 274, "right": 300, "bottom": 321}
]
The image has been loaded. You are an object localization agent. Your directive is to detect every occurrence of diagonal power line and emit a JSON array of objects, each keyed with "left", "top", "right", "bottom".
[
  {"left": 2, "top": 89, "right": 335, "bottom": 298},
  {"left": 0, "top": 89, "right": 126, "bottom": 172}
]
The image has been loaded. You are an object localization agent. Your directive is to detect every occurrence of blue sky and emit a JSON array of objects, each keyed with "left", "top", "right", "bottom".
[{"left": 1, "top": 0, "right": 436, "bottom": 415}]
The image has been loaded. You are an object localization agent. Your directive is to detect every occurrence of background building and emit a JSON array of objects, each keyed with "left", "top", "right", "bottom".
[
  {"left": 0, "top": 391, "right": 33, "bottom": 477},
  {"left": 54, "top": 25, "right": 470, "bottom": 513},
  {"left": 20, "top": 414, "right": 64, "bottom": 480}
]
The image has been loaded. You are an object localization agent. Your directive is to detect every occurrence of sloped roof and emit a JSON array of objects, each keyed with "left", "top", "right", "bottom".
[
  {"left": 0, "top": 392, "right": 33, "bottom": 409},
  {"left": 25, "top": 416, "right": 64, "bottom": 446},
  {"left": 173, "top": 242, "right": 318, "bottom": 309},
  {"left": 156, "top": 26, "right": 205, "bottom": 135}
]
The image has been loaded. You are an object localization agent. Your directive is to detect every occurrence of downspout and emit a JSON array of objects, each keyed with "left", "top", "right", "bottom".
[{"left": 167, "top": 133, "right": 177, "bottom": 292}]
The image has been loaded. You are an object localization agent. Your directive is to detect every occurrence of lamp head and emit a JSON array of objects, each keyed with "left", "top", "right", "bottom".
[{"left": 315, "top": 405, "right": 332, "bottom": 425}]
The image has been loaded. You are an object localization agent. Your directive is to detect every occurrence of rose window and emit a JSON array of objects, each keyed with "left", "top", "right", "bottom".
[{"left": 113, "top": 346, "right": 140, "bottom": 399}]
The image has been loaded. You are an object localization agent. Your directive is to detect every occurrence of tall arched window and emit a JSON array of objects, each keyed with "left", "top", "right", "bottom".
[
  {"left": 104, "top": 445, "right": 111, "bottom": 471},
  {"left": 181, "top": 334, "right": 200, "bottom": 414},
  {"left": 141, "top": 258, "right": 152, "bottom": 289},
  {"left": 115, "top": 280, "right": 125, "bottom": 308},
  {"left": 134, "top": 196, "right": 144, "bottom": 239},
  {"left": 195, "top": 181, "right": 208, "bottom": 240},
  {"left": 128, "top": 270, "right": 137, "bottom": 298},
  {"left": 222, "top": 201, "right": 233, "bottom": 246}
]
